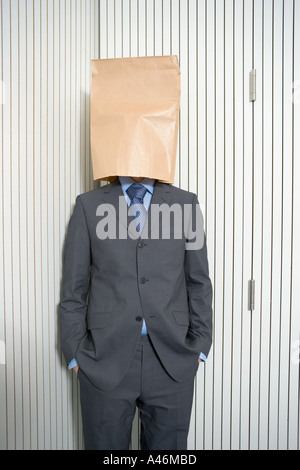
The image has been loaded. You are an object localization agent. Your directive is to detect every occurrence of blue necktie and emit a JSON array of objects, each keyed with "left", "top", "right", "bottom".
[{"left": 126, "top": 183, "right": 148, "bottom": 233}]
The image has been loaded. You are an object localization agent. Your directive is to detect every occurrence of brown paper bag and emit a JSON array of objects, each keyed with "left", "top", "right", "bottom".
[{"left": 90, "top": 55, "right": 181, "bottom": 183}]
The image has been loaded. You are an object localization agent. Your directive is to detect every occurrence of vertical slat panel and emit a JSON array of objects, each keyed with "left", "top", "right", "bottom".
[
  {"left": 131, "top": 0, "right": 138, "bottom": 58},
  {"left": 63, "top": 0, "right": 72, "bottom": 448},
  {"left": 59, "top": 0, "right": 68, "bottom": 450},
  {"left": 259, "top": 0, "right": 273, "bottom": 450},
  {"left": 33, "top": 0, "right": 44, "bottom": 449},
  {"left": 154, "top": 0, "right": 163, "bottom": 56},
  {"left": 278, "top": 0, "right": 294, "bottom": 450},
  {"left": 231, "top": 0, "right": 244, "bottom": 450},
  {"left": 40, "top": 0, "right": 52, "bottom": 449},
  {"left": 3, "top": 0, "right": 15, "bottom": 450},
  {"left": 46, "top": 0, "right": 55, "bottom": 450},
  {"left": 212, "top": 0, "right": 224, "bottom": 451},
  {"left": 79, "top": 0, "right": 87, "bottom": 192},
  {"left": 123, "top": 0, "right": 130, "bottom": 57},
  {"left": 138, "top": 0, "right": 146, "bottom": 57},
  {"left": 223, "top": 0, "right": 235, "bottom": 450},
  {"left": 186, "top": 0, "right": 198, "bottom": 450},
  {"left": 162, "top": 0, "right": 171, "bottom": 55},
  {"left": 62, "top": 0, "right": 70, "bottom": 447},
  {"left": 26, "top": 0, "right": 38, "bottom": 450},
  {"left": 69, "top": 0, "right": 76, "bottom": 200},
  {"left": 0, "top": 0, "right": 6, "bottom": 451},
  {"left": 269, "top": 0, "right": 283, "bottom": 450},
  {"left": 114, "top": 0, "right": 122, "bottom": 57},
  {"left": 107, "top": 0, "right": 115, "bottom": 58},
  {"left": 188, "top": 0, "right": 198, "bottom": 195},
  {"left": 53, "top": 0, "right": 62, "bottom": 449},
  {"left": 204, "top": 0, "right": 215, "bottom": 450},
  {"left": 39, "top": 0, "right": 48, "bottom": 449},
  {"left": 146, "top": 0, "right": 154, "bottom": 56},
  {"left": 240, "top": 0, "right": 253, "bottom": 450},
  {"left": 251, "top": 0, "right": 263, "bottom": 450},
  {"left": 195, "top": 0, "right": 206, "bottom": 450},
  {"left": 171, "top": 0, "right": 180, "bottom": 187},
  {"left": 11, "top": 0, "right": 22, "bottom": 450},
  {"left": 178, "top": 0, "right": 188, "bottom": 190},
  {"left": 19, "top": 0, "right": 30, "bottom": 451},
  {"left": 84, "top": 0, "right": 91, "bottom": 191},
  {"left": 99, "top": 0, "right": 107, "bottom": 59},
  {"left": 289, "top": 0, "right": 300, "bottom": 452}
]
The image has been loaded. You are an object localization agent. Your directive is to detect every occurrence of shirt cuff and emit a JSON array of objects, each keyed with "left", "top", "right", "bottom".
[
  {"left": 68, "top": 358, "right": 78, "bottom": 369},
  {"left": 199, "top": 352, "right": 206, "bottom": 362}
]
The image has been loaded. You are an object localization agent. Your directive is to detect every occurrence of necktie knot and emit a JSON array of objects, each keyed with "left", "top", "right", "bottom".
[{"left": 126, "top": 183, "right": 148, "bottom": 205}]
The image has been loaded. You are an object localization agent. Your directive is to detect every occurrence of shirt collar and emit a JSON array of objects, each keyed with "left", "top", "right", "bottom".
[{"left": 118, "top": 176, "right": 155, "bottom": 195}]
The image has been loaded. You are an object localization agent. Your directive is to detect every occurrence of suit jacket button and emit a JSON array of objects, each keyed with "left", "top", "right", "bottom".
[
  {"left": 136, "top": 316, "right": 142, "bottom": 322},
  {"left": 140, "top": 277, "right": 146, "bottom": 284}
]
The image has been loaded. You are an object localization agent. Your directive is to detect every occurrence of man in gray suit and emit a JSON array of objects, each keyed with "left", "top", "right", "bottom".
[{"left": 59, "top": 174, "right": 213, "bottom": 450}]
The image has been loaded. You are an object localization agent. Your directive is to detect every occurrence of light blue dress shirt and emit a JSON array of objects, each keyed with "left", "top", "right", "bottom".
[{"left": 68, "top": 176, "right": 206, "bottom": 369}]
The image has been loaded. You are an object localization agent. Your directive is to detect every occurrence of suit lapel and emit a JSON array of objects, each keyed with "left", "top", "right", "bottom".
[
  {"left": 100, "top": 180, "right": 129, "bottom": 237},
  {"left": 142, "top": 181, "right": 172, "bottom": 239}
]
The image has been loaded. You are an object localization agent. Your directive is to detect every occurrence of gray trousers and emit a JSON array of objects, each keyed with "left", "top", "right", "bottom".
[{"left": 78, "top": 334, "right": 195, "bottom": 450}]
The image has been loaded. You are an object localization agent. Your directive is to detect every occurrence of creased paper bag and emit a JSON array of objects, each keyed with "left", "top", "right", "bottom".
[{"left": 90, "top": 55, "right": 181, "bottom": 183}]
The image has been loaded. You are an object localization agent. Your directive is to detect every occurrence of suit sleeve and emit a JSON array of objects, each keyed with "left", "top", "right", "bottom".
[
  {"left": 184, "top": 194, "right": 213, "bottom": 358},
  {"left": 59, "top": 195, "right": 91, "bottom": 364}
]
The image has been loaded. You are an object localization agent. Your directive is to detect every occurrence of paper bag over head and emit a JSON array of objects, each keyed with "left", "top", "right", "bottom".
[{"left": 90, "top": 55, "right": 181, "bottom": 183}]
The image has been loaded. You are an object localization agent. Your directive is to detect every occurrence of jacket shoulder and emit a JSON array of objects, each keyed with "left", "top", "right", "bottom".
[
  {"left": 76, "top": 182, "right": 114, "bottom": 202},
  {"left": 167, "top": 183, "right": 197, "bottom": 203}
]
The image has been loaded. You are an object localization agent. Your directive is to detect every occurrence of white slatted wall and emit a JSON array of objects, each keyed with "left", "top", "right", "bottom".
[
  {"left": 0, "top": 0, "right": 299, "bottom": 450},
  {"left": 0, "top": 0, "right": 99, "bottom": 450}
]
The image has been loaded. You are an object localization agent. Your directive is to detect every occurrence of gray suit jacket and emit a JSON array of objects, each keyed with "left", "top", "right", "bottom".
[{"left": 59, "top": 180, "right": 213, "bottom": 391}]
